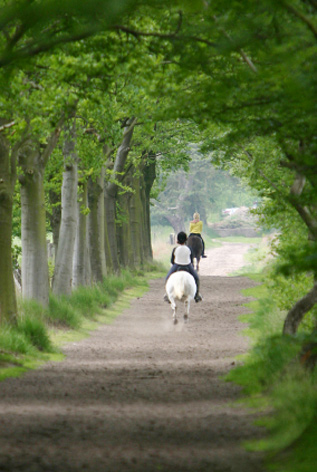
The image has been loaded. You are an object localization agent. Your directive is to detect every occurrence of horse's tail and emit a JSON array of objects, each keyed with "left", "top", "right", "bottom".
[{"left": 174, "top": 275, "right": 186, "bottom": 299}]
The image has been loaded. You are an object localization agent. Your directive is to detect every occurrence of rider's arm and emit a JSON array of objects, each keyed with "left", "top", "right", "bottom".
[
  {"left": 171, "top": 247, "right": 176, "bottom": 264},
  {"left": 189, "top": 248, "right": 194, "bottom": 264}
]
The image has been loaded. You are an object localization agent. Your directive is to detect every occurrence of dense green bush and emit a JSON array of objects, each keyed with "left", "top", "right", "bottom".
[{"left": 227, "top": 280, "right": 317, "bottom": 472}]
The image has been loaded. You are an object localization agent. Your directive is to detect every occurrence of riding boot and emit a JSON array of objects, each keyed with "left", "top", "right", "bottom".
[
  {"left": 202, "top": 238, "right": 207, "bottom": 258},
  {"left": 194, "top": 281, "right": 202, "bottom": 303}
]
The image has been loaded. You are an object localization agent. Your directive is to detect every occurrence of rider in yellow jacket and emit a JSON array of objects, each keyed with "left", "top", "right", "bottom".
[{"left": 189, "top": 212, "right": 207, "bottom": 258}]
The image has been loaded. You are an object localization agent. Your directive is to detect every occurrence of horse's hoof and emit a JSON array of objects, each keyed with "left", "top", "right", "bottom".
[
  {"left": 184, "top": 315, "right": 188, "bottom": 323},
  {"left": 173, "top": 318, "right": 178, "bottom": 325}
]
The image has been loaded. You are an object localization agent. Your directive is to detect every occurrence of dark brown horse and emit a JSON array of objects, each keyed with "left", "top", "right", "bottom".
[{"left": 187, "top": 234, "right": 203, "bottom": 271}]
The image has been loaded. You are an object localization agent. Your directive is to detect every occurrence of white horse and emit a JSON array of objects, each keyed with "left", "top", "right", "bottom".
[{"left": 165, "top": 271, "right": 196, "bottom": 324}]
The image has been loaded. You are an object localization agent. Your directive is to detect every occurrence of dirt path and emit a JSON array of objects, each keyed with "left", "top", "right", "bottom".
[
  {"left": 0, "top": 243, "right": 265, "bottom": 472},
  {"left": 199, "top": 241, "right": 255, "bottom": 276}
]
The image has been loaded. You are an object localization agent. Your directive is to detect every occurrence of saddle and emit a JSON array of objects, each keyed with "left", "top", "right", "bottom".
[{"left": 175, "top": 266, "right": 191, "bottom": 274}]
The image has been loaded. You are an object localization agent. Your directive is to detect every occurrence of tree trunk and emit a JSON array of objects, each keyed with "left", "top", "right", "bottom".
[
  {"left": 283, "top": 282, "right": 317, "bottom": 335},
  {"left": 104, "top": 192, "right": 119, "bottom": 273},
  {"left": 143, "top": 190, "right": 153, "bottom": 260},
  {"left": 72, "top": 182, "right": 91, "bottom": 287},
  {"left": 117, "top": 193, "right": 132, "bottom": 268},
  {"left": 48, "top": 185, "right": 61, "bottom": 255},
  {"left": 117, "top": 154, "right": 155, "bottom": 269},
  {"left": 128, "top": 171, "right": 143, "bottom": 268},
  {"left": 0, "top": 133, "right": 17, "bottom": 323},
  {"left": 88, "top": 169, "right": 107, "bottom": 283},
  {"left": 143, "top": 152, "right": 156, "bottom": 260},
  {"left": 164, "top": 213, "right": 186, "bottom": 234},
  {"left": 53, "top": 135, "right": 78, "bottom": 296},
  {"left": 19, "top": 117, "right": 65, "bottom": 305},
  {"left": 104, "top": 117, "right": 137, "bottom": 273},
  {"left": 20, "top": 153, "right": 50, "bottom": 305}
]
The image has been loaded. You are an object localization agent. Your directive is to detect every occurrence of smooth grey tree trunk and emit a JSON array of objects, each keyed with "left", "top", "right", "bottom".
[
  {"left": 88, "top": 168, "right": 107, "bottom": 283},
  {"left": 19, "top": 117, "right": 65, "bottom": 305},
  {"left": 52, "top": 132, "right": 78, "bottom": 296},
  {"left": 72, "top": 182, "right": 91, "bottom": 287},
  {"left": 20, "top": 151, "right": 50, "bottom": 305}
]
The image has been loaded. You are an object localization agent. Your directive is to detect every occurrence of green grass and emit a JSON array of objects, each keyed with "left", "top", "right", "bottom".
[
  {"left": 16, "top": 314, "right": 53, "bottom": 352},
  {"left": 227, "top": 334, "right": 302, "bottom": 395},
  {"left": 0, "top": 265, "right": 163, "bottom": 381},
  {"left": 269, "top": 417, "right": 317, "bottom": 472},
  {"left": 0, "top": 299, "right": 55, "bottom": 355},
  {"left": 47, "top": 295, "right": 81, "bottom": 328},
  {"left": 249, "top": 366, "right": 317, "bottom": 452},
  {"left": 229, "top": 237, "right": 271, "bottom": 276},
  {"left": 0, "top": 326, "right": 37, "bottom": 355},
  {"left": 50, "top": 283, "right": 150, "bottom": 348},
  {"left": 226, "top": 275, "right": 317, "bottom": 471},
  {"left": 142, "top": 259, "right": 167, "bottom": 276},
  {"left": 239, "top": 283, "right": 286, "bottom": 342}
]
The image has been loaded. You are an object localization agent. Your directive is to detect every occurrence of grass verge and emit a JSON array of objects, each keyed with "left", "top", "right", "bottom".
[
  {"left": 0, "top": 265, "right": 164, "bottom": 382},
  {"left": 226, "top": 276, "right": 317, "bottom": 472}
]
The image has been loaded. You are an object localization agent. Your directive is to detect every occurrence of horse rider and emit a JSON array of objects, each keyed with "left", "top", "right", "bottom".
[
  {"left": 164, "top": 231, "right": 202, "bottom": 303},
  {"left": 189, "top": 212, "right": 207, "bottom": 258}
]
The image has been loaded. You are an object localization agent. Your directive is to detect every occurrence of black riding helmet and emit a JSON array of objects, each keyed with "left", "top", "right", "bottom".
[{"left": 177, "top": 231, "right": 187, "bottom": 244}]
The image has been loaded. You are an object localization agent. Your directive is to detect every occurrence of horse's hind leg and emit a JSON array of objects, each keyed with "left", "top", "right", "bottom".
[
  {"left": 183, "top": 299, "right": 190, "bottom": 323},
  {"left": 170, "top": 298, "right": 178, "bottom": 324},
  {"left": 173, "top": 306, "right": 178, "bottom": 324}
]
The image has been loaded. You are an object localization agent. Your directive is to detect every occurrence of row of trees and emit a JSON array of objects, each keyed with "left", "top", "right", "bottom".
[
  {"left": 0, "top": 1, "right": 195, "bottom": 323},
  {"left": 0, "top": 0, "right": 316, "bottom": 339},
  {"left": 1, "top": 101, "right": 156, "bottom": 322}
]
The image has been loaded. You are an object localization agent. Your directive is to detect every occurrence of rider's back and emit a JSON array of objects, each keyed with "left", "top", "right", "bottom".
[{"left": 173, "top": 245, "right": 191, "bottom": 265}]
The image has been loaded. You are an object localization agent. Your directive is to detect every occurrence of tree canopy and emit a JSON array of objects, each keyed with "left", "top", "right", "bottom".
[{"left": 0, "top": 0, "right": 316, "bottom": 335}]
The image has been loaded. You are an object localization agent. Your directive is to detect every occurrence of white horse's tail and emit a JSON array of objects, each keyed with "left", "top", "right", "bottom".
[{"left": 173, "top": 274, "right": 186, "bottom": 299}]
